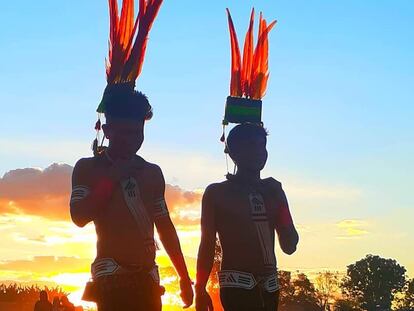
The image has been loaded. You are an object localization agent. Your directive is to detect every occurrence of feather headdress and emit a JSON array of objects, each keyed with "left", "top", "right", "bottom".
[
  {"left": 97, "top": 0, "right": 163, "bottom": 112},
  {"left": 222, "top": 8, "right": 276, "bottom": 133},
  {"left": 93, "top": 0, "right": 163, "bottom": 155}
]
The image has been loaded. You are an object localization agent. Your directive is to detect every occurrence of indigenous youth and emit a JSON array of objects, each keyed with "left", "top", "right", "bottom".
[
  {"left": 70, "top": 1, "right": 193, "bottom": 310},
  {"left": 195, "top": 8, "right": 299, "bottom": 311}
]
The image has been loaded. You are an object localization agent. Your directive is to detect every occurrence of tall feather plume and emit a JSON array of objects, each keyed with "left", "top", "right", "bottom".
[
  {"left": 241, "top": 8, "right": 255, "bottom": 96},
  {"left": 105, "top": 0, "right": 163, "bottom": 85},
  {"left": 226, "top": 8, "right": 276, "bottom": 100},
  {"left": 250, "top": 16, "right": 276, "bottom": 99},
  {"left": 123, "top": 0, "right": 163, "bottom": 81},
  {"left": 226, "top": 9, "right": 242, "bottom": 97}
]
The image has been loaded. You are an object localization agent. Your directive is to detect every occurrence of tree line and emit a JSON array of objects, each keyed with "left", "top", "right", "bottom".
[
  {"left": 0, "top": 252, "right": 412, "bottom": 311},
  {"left": 208, "top": 240, "right": 413, "bottom": 311},
  {"left": 0, "top": 284, "right": 66, "bottom": 305}
]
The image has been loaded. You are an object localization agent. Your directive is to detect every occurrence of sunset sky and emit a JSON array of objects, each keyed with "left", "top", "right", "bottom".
[{"left": 0, "top": 0, "right": 413, "bottom": 309}]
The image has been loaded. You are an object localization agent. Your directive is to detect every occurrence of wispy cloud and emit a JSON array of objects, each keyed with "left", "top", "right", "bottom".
[
  {"left": 0, "top": 256, "right": 90, "bottom": 275},
  {"left": 336, "top": 219, "right": 370, "bottom": 239}
]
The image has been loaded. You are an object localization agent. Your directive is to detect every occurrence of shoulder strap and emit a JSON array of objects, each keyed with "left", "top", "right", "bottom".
[
  {"left": 248, "top": 191, "right": 276, "bottom": 270},
  {"left": 120, "top": 177, "right": 155, "bottom": 253}
]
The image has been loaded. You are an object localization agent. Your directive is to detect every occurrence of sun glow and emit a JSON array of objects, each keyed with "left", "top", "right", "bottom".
[{"left": 68, "top": 288, "right": 96, "bottom": 310}]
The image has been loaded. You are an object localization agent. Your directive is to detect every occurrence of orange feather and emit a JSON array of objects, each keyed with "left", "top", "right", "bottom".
[
  {"left": 241, "top": 8, "right": 255, "bottom": 96},
  {"left": 226, "top": 8, "right": 276, "bottom": 100},
  {"left": 123, "top": 0, "right": 163, "bottom": 81},
  {"left": 105, "top": 0, "right": 163, "bottom": 85},
  {"left": 251, "top": 18, "right": 276, "bottom": 99},
  {"left": 226, "top": 9, "right": 242, "bottom": 97}
]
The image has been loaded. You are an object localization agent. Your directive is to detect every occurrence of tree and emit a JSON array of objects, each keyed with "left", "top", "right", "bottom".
[
  {"left": 341, "top": 254, "right": 406, "bottom": 311},
  {"left": 278, "top": 271, "right": 321, "bottom": 311},
  {"left": 278, "top": 270, "right": 296, "bottom": 308},
  {"left": 207, "top": 237, "right": 224, "bottom": 311},
  {"left": 207, "top": 237, "right": 222, "bottom": 292},
  {"left": 0, "top": 283, "right": 66, "bottom": 305},
  {"left": 395, "top": 278, "right": 414, "bottom": 311},
  {"left": 315, "top": 271, "right": 340, "bottom": 310},
  {"left": 333, "top": 298, "right": 361, "bottom": 311},
  {"left": 293, "top": 273, "right": 320, "bottom": 310}
]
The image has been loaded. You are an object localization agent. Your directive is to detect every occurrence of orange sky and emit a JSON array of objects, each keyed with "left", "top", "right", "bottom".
[{"left": 0, "top": 163, "right": 413, "bottom": 309}]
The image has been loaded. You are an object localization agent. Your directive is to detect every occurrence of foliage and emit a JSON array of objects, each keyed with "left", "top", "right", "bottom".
[
  {"left": 395, "top": 278, "right": 414, "bottom": 311},
  {"left": 207, "top": 237, "right": 224, "bottom": 311},
  {"left": 1, "top": 254, "right": 411, "bottom": 311},
  {"left": 278, "top": 270, "right": 296, "bottom": 307},
  {"left": 0, "top": 283, "right": 66, "bottom": 304},
  {"left": 207, "top": 237, "right": 222, "bottom": 293},
  {"left": 333, "top": 298, "right": 361, "bottom": 311},
  {"left": 292, "top": 273, "right": 320, "bottom": 310},
  {"left": 315, "top": 271, "right": 340, "bottom": 310},
  {"left": 278, "top": 271, "right": 320, "bottom": 311},
  {"left": 341, "top": 254, "right": 406, "bottom": 310}
]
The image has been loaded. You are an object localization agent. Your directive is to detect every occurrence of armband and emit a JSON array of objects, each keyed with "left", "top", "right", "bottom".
[
  {"left": 70, "top": 185, "right": 90, "bottom": 204},
  {"left": 153, "top": 197, "right": 169, "bottom": 219}
]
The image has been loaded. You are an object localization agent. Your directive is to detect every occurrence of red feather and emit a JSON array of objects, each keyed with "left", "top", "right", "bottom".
[
  {"left": 250, "top": 18, "right": 276, "bottom": 99},
  {"left": 226, "top": 8, "right": 276, "bottom": 100},
  {"left": 123, "top": 0, "right": 163, "bottom": 81},
  {"left": 105, "top": 0, "right": 163, "bottom": 85},
  {"left": 241, "top": 8, "right": 255, "bottom": 97},
  {"left": 226, "top": 9, "right": 242, "bottom": 97}
]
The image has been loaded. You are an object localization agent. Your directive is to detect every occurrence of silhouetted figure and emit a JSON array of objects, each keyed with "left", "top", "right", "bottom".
[
  {"left": 69, "top": 1, "right": 193, "bottom": 310},
  {"left": 196, "top": 7, "right": 297, "bottom": 311},
  {"left": 60, "top": 296, "right": 75, "bottom": 311},
  {"left": 34, "top": 290, "right": 52, "bottom": 311},
  {"left": 196, "top": 124, "right": 299, "bottom": 311},
  {"left": 52, "top": 297, "right": 61, "bottom": 311}
]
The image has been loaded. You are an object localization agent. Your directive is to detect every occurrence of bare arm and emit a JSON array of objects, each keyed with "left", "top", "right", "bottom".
[
  {"left": 196, "top": 185, "right": 217, "bottom": 291},
  {"left": 70, "top": 159, "right": 115, "bottom": 227},
  {"left": 152, "top": 166, "right": 190, "bottom": 281},
  {"left": 275, "top": 184, "right": 299, "bottom": 255},
  {"left": 152, "top": 165, "right": 193, "bottom": 307},
  {"left": 156, "top": 217, "right": 191, "bottom": 281}
]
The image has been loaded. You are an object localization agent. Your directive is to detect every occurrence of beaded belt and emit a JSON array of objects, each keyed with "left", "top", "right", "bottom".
[
  {"left": 218, "top": 270, "right": 279, "bottom": 292},
  {"left": 91, "top": 258, "right": 160, "bottom": 284}
]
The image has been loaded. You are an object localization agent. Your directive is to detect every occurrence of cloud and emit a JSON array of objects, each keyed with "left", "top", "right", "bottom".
[
  {"left": 165, "top": 185, "right": 202, "bottom": 226},
  {"left": 0, "top": 164, "right": 72, "bottom": 199},
  {"left": 0, "top": 163, "right": 202, "bottom": 224},
  {"left": 336, "top": 219, "right": 370, "bottom": 239},
  {"left": 0, "top": 163, "right": 72, "bottom": 220},
  {"left": 26, "top": 235, "right": 47, "bottom": 243},
  {"left": 0, "top": 256, "right": 90, "bottom": 275}
]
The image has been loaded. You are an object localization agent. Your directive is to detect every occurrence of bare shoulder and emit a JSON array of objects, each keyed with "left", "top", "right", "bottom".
[
  {"left": 72, "top": 157, "right": 97, "bottom": 177},
  {"left": 72, "top": 157, "right": 97, "bottom": 185},
  {"left": 136, "top": 156, "right": 165, "bottom": 187},
  {"left": 203, "top": 181, "right": 229, "bottom": 199},
  {"left": 262, "top": 177, "right": 283, "bottom": 191},
  {"left": 137, "top": 156, "right": 162, "bottom": 176}
]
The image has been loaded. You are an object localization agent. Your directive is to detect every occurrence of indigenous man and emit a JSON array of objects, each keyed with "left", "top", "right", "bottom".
[
  {"left": 70, "top": 1, "right": 193, "bottom": 310},
  {"left": 195, "top": 9, "right": 299, "bottom": 311}
]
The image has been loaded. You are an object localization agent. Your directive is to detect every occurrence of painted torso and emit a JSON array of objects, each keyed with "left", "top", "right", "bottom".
[
  {"left": 83, "top": 154, "right": 159, "bottom": 268},
  {"left": 211, "top": 178, "right": 282, "bottom": 276}
]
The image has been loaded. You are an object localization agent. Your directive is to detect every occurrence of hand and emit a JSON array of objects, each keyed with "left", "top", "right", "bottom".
[
  {"left": 195, "top": 286, "right": 213, "bottom": 311},
  {"left": 180, "top": 277, "right": 194, "bottom": 308}
]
